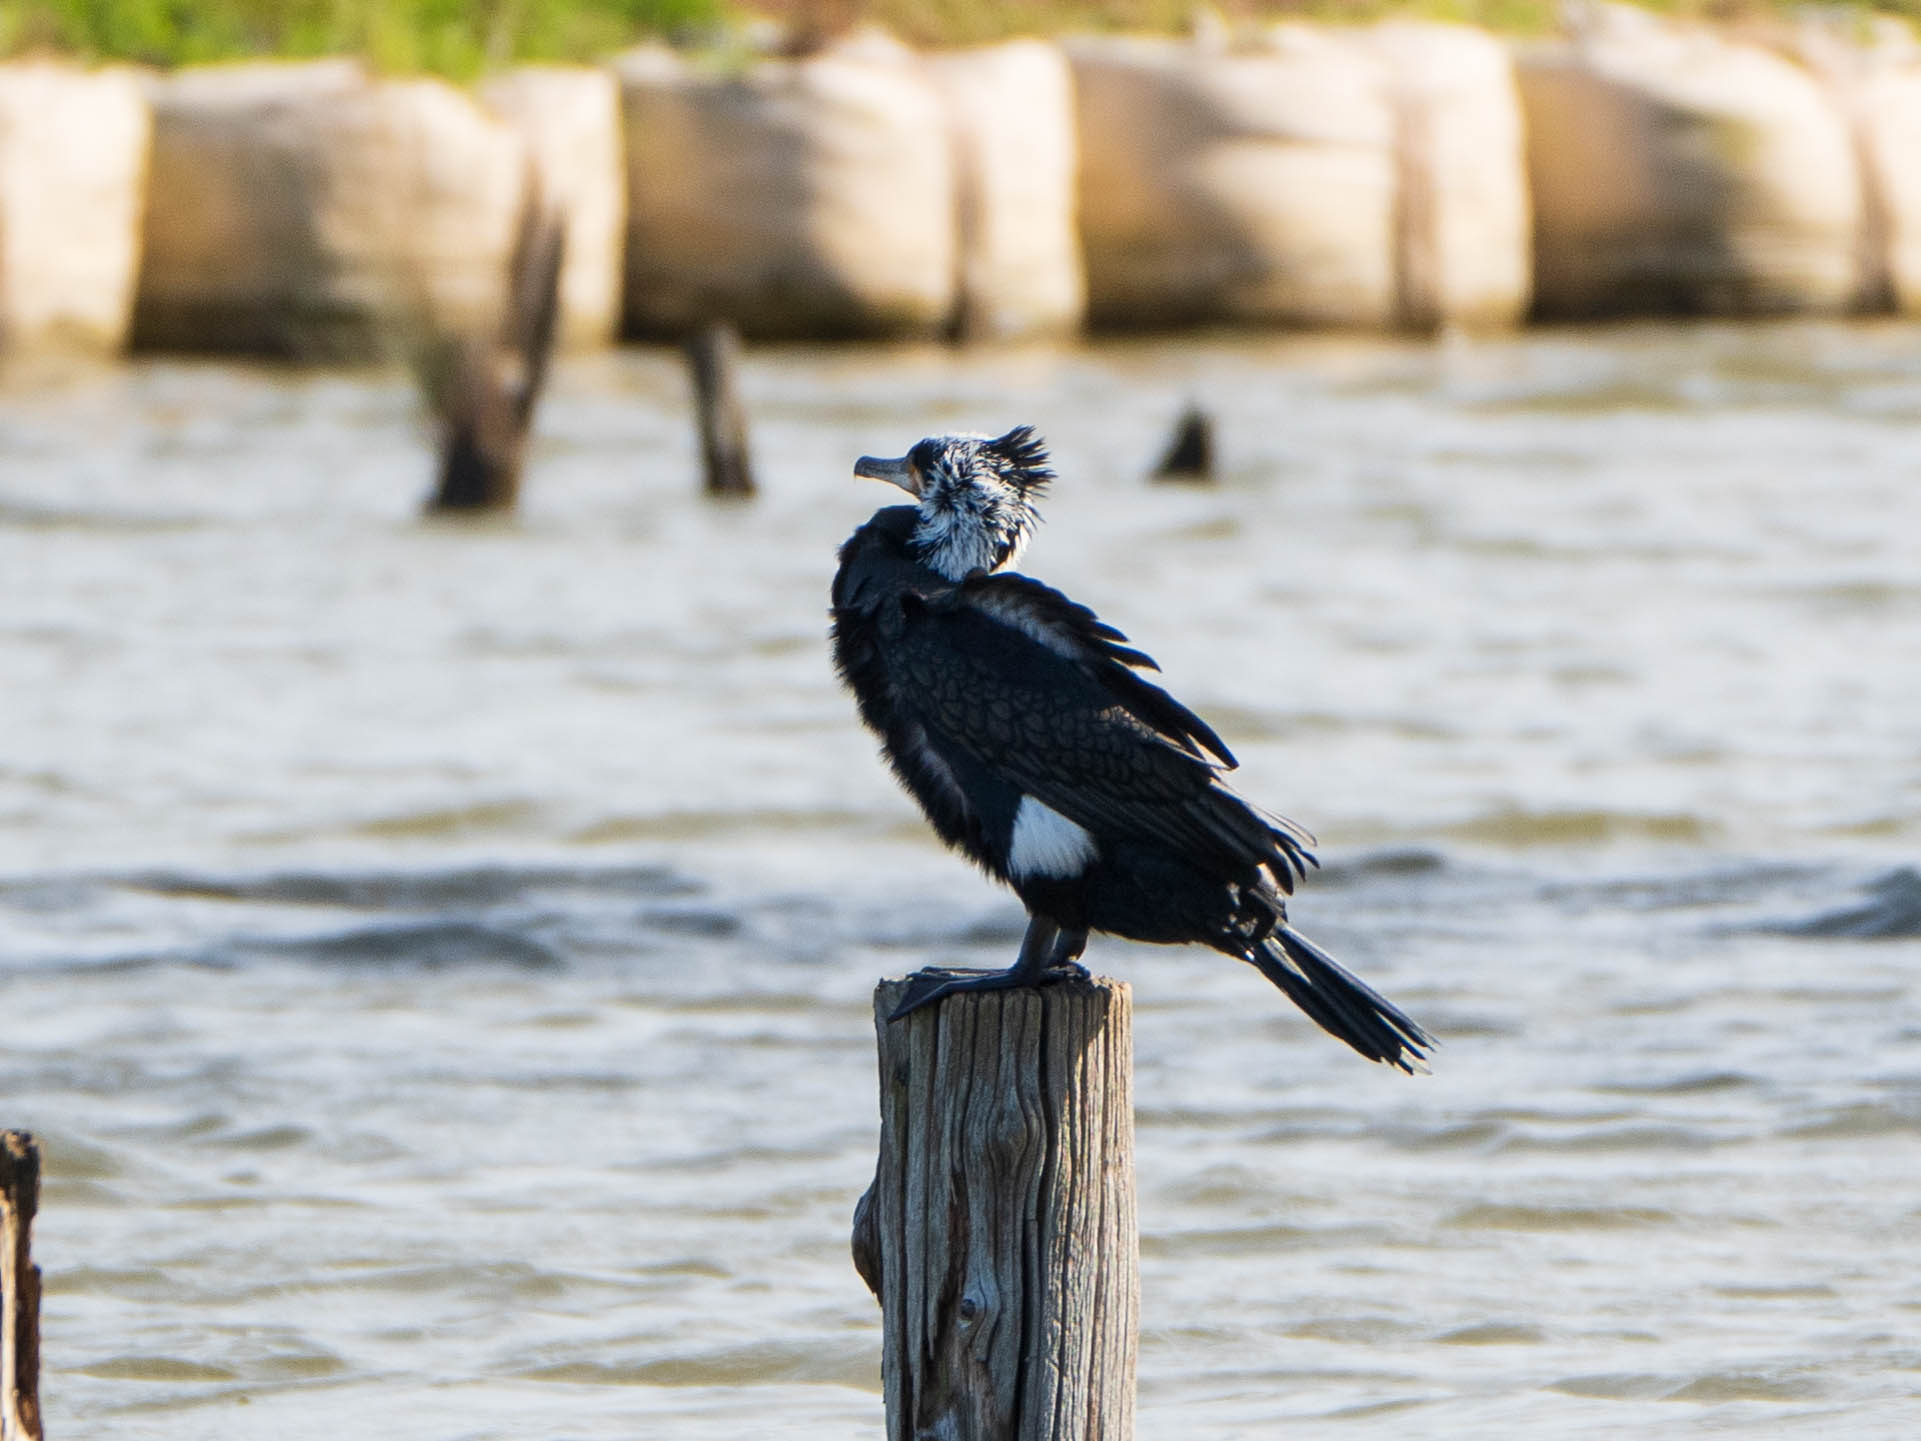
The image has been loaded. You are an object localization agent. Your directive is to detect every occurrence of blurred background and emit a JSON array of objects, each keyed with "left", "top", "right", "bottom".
[{"left": 3, "top": 3, "right": 1920, "bottom": 1438}]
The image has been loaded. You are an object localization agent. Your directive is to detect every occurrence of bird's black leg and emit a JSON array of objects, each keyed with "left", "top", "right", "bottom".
[
  {"left": 889, "top": 914, "right": 1090, "bottom": 1021},
  {"left": 1047, "top": 924, "right": 1089, "bottom": 969}
]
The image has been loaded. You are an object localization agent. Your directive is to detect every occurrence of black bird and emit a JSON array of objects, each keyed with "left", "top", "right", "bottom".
[{"left": 831, "top": 427, "right": 1432, "bottom": 1072}]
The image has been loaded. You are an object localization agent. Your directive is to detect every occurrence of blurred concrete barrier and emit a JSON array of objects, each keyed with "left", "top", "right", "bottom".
[
  {"left": 1369, "top": 22, "right": 1532, "bottom": 329},
  {"left": 1066, "top": 22, "right": 1528, "bottom": 332},
  {"left": 1517, "top": 5, "right": 1862, "bottom": 318},
  {"left": 1790, "top": 17, "right": 1921, "bottom": 316},
  {"left": 482, "top": 66, "right": 625, "bottom": 348},
  {"left": 1067, "top": 29, "right": 1398, "bottom": 329},
  {"left": 929, "top": 39, "right": 1085, "bottom": 340},
  {"left": 1843, "top": 59, "right": 1921, "bottom": 318},
  {"left": 135, "top": 62, "right": 527, "bottom": 356},
  {"left": 0, "top": 64, "right": 151, "bottom": 354},
  {"left": 617, "top": 33, "right": 955, "bottom": 340},
  {"left": 21, "top": 17, "right": 1920, "bottom": 353}
]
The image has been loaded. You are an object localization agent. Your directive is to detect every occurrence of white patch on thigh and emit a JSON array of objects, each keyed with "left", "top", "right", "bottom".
[{"left": 1008, "top": 796, "right": 1097, "bottom": 879}]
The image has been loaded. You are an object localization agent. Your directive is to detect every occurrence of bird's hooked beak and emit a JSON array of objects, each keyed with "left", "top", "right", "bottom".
[{"left": 854, "top": 453, "right": 921, "bottom": 497}]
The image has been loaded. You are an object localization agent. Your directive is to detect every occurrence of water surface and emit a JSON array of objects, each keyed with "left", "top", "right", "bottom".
[{"left": 3, "top": 324, "right": 1920, "bottom": 1437}]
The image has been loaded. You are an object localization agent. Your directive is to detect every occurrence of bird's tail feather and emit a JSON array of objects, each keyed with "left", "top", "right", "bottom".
[{"left": 1249, "top": 927, "right": 1433, "bottom": 1073}]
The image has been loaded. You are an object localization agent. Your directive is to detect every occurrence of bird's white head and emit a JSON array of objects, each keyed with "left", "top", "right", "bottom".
[{"left": 854, "top": 426, "right": 1053, "bottom": 581}]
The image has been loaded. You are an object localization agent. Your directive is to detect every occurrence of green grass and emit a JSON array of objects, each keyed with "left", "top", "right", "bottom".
[
  {"left": 0, "top": 1, "right": 725, "bottom": 78},
  {"left": 2, "top": 0, "right": 1915, "bottom": 76},
  {"left": 767, "top": 0, "right": 1917, "bottom": 46}
]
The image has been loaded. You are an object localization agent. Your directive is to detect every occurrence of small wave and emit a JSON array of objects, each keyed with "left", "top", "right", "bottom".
[
  {"left": 1378, "top": 1119, "right": 1508, "bottom": 1153},
  {"left": 348, "top": 800, "right": 544, "bottom": 840},
  {"left": 247, "top": 920, "right": 561, "bottom": 970},
  {"left": 1435, "top": 1322, "right": 1544, "bottom": 1346},
  {"left": 78, "top": 1356, "right": 239, "bottom": 1383},
  {"left": 311, "top": 1260, "right": 574, "bottom": 1303},
  {"left": 1714, "top": 1283, "right": 1836, "bottom": 1301},
  {"left": 1542, "top": 863, "right": 1815, "bottom": 913},
  {"left": 1792, "top": 579, "right": 1921, "bottom": 615},
  {"left": 1142, "top": 1221, "right": 1389, "bottom": 1259},
  {"left": 118, "top": 862, "right": 701, "bottom": 910},
  {"left": 28, "top": 1130, "right": 124, "bottom": 1179},
  {"left": 0, "top": 498, "right": 202, "bottom": 533},
  {"left": 1287, "top": 1316, "right": 1426, "bottom": 1346},
  {"left": 1445, "top": 1203, "right": 1673, "bottom": 1232},
  {"left": 1593, "top": 1069, "right": 1757, "bottom": 1097},
  {"left": 1761, "top": 867, "right": 1921, "bottom": 940},
  {"left": 568, "top": 808, "right": 875, "bottom": 844},
  {"left": 1781, "top": 1102, "right": 1921, "bottom": 1141},
  {"left": 1313, "top": 848, "right": 1447, "bottom": 888},
  {"left": 1666, "top": 1370, "right": 1825, "bottom": 1403},
  {"left": 1446, "top": 806, "right": 1715, "bottom": 847},
  {"left": 1494, "top": 1124, "right": 1715, "bottom": 1155},
  {"left": 514, "top": 1336, "right": 878, "bottom": 1390},
  {"left": 209, "top": 1124, "right": 312, "bottom": 1152},
  {"left": 1547, "top": 1372, "right": 1671, "bottom": 1401},
  {"left": 639, "top": 906, "right": 743, "bottom": 939},
  {"left": 45, "top": 1266, "right": 172, "bottom": 1298}
]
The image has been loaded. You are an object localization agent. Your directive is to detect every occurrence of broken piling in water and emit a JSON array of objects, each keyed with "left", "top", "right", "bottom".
[{"left": 1, "top": 1131, "right": 42, "bottom": 1441}]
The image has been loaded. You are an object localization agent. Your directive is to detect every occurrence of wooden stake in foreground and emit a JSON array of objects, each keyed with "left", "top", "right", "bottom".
[
  {"left": 1, "top": 1131, "right": 42, "bottom": 1441},
  {"left": 683, "top": 322, "right": 757, "bottom": 498},
  {"left": 852, "top": 976, "right": 1138, "bottom": 1441}
]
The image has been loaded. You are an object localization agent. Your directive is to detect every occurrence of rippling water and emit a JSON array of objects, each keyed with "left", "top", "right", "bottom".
[{"left": 4, "top": 325, "right": 1920, "bottom": 1437}]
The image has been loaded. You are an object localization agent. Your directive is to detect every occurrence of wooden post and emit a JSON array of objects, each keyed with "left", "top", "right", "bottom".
[
  {"left": 423, "top": 176, "right": 567, "bottom": 514},
  {"left": 1, "top": 1132, "right": 42, "bottom": 1441},
  {"left": 852, "top": 976, "right": 1138, "bottom": 1441},
  {"left": 1151, "top": 404, "right": 1214, "bottom": 484},
  {"left": 683, "top": 322, "right": 757, "bottom": 498}
]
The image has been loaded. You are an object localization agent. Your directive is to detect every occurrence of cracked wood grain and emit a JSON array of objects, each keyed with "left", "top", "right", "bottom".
[{"left": 855, "top": 977, "right": 1137, "bottom": 1441}]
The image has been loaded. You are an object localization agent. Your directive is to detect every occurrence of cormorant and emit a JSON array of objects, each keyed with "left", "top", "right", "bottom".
[{"left": 831, "top": 427, "right": 1432, "bottom": 1072}]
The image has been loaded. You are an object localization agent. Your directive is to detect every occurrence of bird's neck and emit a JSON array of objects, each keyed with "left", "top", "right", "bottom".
[{"left": 913, "top": 503, "right": 1032, "bottom": 581}]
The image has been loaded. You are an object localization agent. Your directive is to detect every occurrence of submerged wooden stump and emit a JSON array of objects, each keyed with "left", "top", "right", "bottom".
[
  {"left": 853, "top": 976, "right": 1138, "bottom": 1441},
  {"left": 1151, "top": 404, "right": 1214, "bottom": 484},
  {"left": 1, "top": 1131, "right": 41, "bottom": 1441},
  {"left": 683, "top": 322, "right": 756, "bottom": 498}
]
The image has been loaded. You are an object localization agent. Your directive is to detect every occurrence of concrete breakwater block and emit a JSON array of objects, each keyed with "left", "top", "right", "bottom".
[
  {"left": 1517, "top": 5, "right": 1863, "bottom": 318},
  {"left": 1791, "top": 17, "right": 1921, "bottom": 316},
  {"left": 135, "top": 61, "right": 527, "bottom": 357},
  {"left": 1068, "top": 28, "right": 1399, "bottom": 330},
  {"left": 0, "top": 64, "right": 151, "bottom": 354},
  {"left": 1369, "top": 21, "right": 1532, "bottom": 330},
  {"left": 482, "top": 66, "right": 626, "bottom": 349},
  {"left": 1850, "top": 66, "right": 1921, "bottom": 317},
  {"left": 928, "top": 38, "right": 1086, "bottom": 340},
  {"left": 1066, "top": 22, "right": 1530, "bottom": 331},
  {"left": 617, "top": 33, "right": 956, "bottom": 340}
]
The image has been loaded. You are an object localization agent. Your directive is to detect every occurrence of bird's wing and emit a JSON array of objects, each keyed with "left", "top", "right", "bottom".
[
  {"left": 957, "top": 571, "right": 1239, "bottom": 767},
  {"left": 884, "top": 586, "right": 1296, "bottom": 882}
]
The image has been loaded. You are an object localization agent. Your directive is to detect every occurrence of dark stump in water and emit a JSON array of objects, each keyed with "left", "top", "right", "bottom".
[
  {"left": 684, "top": 322, "right": 757, "bottom": 499},
  {"left": 425, "top": 175, "right": 566, "bottom": 513},
  {"left": 1152, "top": 404, "right": 1215, "bottom": 484}
]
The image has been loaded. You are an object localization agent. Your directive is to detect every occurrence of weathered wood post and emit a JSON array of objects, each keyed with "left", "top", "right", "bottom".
[
  {"left": 1151, "top": 405, "right": 1214, "bottom": 484},
  {"left": 423, "top": 177, "right": 567, "bottom": 514},
  {"left": 1, "top": 1131, "right": 42, "bottom": 1441},
  {"left": 852, "top": 976, "right": 1138, "bottom": 1441},
  {"left": 683, "top": 322, "right": 757, "bottom": 498}
]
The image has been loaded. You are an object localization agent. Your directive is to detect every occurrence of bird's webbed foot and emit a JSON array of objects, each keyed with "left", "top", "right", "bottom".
[
  {"left": 887, "top": 917, "right": 1090, "bottom": 1022},
  {"left": 887, "top": 961, "right": 1090, "bottom": 1020}
]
